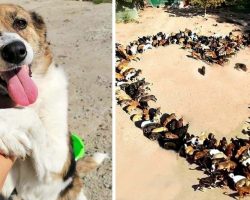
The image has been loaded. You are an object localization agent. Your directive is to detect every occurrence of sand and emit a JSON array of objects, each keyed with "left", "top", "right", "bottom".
[
  {"left": 129, "top": 46, "right": 250, "bottom": 137},
  {"left": 0, "top": 1, "right": 112, "bottom": 199},
  {"left": 116, "top": 7, "right": 250, "bottom": 200},
  {"left": 116, "top": 108, "right": 233, "bottom": 200}
]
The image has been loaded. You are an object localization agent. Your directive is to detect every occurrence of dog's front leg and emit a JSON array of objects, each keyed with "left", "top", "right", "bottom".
[{"left": 0, "top": 107, "right": 48, "bottom": 180}]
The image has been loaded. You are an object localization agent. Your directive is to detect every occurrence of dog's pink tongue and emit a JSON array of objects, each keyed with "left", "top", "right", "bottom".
[{"left": 6, "top": 66, "right": 38, "bottom": 106}]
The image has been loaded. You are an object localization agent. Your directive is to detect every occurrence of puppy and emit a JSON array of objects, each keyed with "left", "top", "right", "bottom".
[{"left": 0, "top": 4, "right": 106, "bottom": 200}]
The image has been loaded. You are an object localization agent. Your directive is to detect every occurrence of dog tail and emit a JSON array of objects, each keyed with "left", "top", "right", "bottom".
[
  {"left": 76, "top": 189, "right": 88, "bottom": 200},
  {"left": 76, "top": 153, "right": 108, "bottom": 177}
]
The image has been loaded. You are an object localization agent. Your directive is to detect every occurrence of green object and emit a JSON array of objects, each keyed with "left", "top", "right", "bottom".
[
  {"left": 149, "top": 0, "right": 161, "bottom": 7},
  {"left": 71, "top": 133, "right": 85, "bottom": 161},
  {"left": 148, "top": 0, "right": 180, "bottom": 7}
]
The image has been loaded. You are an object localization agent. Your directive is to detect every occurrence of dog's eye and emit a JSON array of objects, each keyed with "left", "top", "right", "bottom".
[{"left": 13, "top": 18, "right": 28, "bottom": 30}]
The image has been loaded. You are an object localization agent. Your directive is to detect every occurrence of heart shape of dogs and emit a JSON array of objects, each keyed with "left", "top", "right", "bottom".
[
  {"left": 116, "top": 31, "right": 250, "bottom": 198},
  {"left": 130, "top": 45, "right": 250, "bottom": 137}
]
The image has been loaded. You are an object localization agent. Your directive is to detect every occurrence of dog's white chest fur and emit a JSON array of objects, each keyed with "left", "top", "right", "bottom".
[
  {"left": 2, "top": 63, "right": 71, "bottom": 200},
  {"left": 31, "top": 63, "right": 69, "bottom": 173}
]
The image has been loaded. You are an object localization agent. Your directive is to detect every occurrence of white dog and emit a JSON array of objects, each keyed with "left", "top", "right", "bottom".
[{"left": 0, "top": 4, "right": 106, "bottom": 200}]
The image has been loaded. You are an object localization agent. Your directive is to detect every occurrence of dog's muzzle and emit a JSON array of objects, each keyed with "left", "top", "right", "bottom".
[{"left": 0, "top": 33, "right": 37, "bottom": 107}]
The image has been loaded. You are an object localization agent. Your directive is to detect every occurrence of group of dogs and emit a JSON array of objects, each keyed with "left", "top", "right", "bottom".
[
  {"left": 116, "top": 30, "right": 250, "bottom": 198},
  {"left": 116, "top": 29, "right": 250, "bottom": 67}
]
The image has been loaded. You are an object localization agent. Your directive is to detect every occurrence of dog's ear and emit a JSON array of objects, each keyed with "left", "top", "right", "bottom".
[
  {"left": 30, "top": 11, "right": 47, "bottom": 39},
  {"left": 30, "top": 11, "right": 52, "bottom": 67}
]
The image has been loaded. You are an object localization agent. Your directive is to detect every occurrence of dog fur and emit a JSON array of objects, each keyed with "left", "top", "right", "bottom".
[{"left": 0, "top": 4, "right": 106, "bottom": 200}]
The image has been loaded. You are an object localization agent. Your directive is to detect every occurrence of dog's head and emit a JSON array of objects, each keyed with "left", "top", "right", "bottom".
[{"left": 0, "top": 4, "right": 52, "bottom": 107}]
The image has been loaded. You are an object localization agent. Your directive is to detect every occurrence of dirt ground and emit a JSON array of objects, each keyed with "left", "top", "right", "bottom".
[
  {"left": 116, "top": 7, "right": 250, "bottom": 200},
  {"left": 0, "top": 1, "right": 112, "bottom": 200}
]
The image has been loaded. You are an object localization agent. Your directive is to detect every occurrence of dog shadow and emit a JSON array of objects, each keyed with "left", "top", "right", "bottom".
[{"left": 223, "top": 191, "right": 238, "bottom": 200}]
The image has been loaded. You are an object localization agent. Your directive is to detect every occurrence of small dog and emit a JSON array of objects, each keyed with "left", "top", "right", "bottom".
[{"left": 0, "top": 4, "right": 106, "bottom": 200}]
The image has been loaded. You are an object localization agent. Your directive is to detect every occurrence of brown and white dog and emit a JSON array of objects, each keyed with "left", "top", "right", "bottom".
[{"left": 0, "top": 4, "right": 107, "bottom": 200}]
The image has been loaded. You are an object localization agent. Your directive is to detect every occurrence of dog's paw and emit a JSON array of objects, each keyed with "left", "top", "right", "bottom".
[{"left": 0, "top": 126, "right": 31, "bottom": 158}]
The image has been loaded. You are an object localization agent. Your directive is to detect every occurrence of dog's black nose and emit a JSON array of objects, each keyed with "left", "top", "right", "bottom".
[{"left": 1, "top": 41, "right": 27, "bottom": 64}]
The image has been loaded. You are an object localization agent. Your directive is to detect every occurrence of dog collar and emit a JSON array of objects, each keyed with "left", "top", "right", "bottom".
[{"left": 71, "top": 133, "right": 85, "bottom": 161}]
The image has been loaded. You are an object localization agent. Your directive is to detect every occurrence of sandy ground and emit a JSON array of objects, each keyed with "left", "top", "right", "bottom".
[
  {"left": 0, "top": 1, "right": 112, "bottom": 199},
  {"left": 116, "top": 7, "right": 250, "bottom": 200}
]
